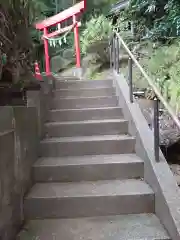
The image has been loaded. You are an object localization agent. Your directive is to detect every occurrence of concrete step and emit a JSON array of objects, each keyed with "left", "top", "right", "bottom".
[
  {"left": 17, "top": 214, "right": 170, "bottom": 240},
  {"left": 44, "top": 119, "right": 128, "bottom": 138},
  {"left": 24, "top": 179, "right": 154, "bottom": 219},
  {"left": 53, "top": 87, "right": 116, "bottom": 98},
  {"left": 55, "top": 79, "right": 113, "bottom": 90},
  {"left": 33, "top": 154, "right": 144, "bottom": 182},
  {"left": 48, "top": 107, "right": 123, "bottom": 122},
  {"left": 51, "top": 96, "right": 118, "bottom": 109},
  {"left": 40, "top": 135, "right": 135, "bottom": 157},
  {"left": 55, "top": 76, "right": 80, "bottom": 81}
]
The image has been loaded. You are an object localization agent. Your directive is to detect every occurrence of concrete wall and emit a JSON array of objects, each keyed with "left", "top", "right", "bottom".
[
  {"left": 0, "top": 77, "right": 54, "bottom": 240},
  {"left": 113, "top": 72, "right": 180, "bottom": 240},
  {"left": 27, "top": 79, "right": 54, "bottom": 139},
  {"left": 0, "top": 107, "right": 38, "bottom": 240}
]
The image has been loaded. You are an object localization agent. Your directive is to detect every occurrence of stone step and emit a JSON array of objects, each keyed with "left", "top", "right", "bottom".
[
  {"left": 51, "top": 96, "right": 118, "bottom": 109},
  {"left": 24, "top": 179, "right": 154, "bottom": 219},
  {"left": 48, "top": 107, "right": 123, "bottom": 122},
  {"left": 40, "top": 135, "right": 135, "bottom": 157},
  {"left": 33, "top": 154, "right": 144, "bottom": 182},
  {"left": 55, "top": 76, "right": 80, "bottom": 81},
  {"left": 55, "top": 79, "right": 113, "bottom": 90},
  {"left": 53, "top": 87, "right": 116, "bottom": 98},
  {"left": 17, "top": 214, "right": 170, "bottom": 240},
  {"left": 44, "top": 119, "right": 128, "bottom": 138}
]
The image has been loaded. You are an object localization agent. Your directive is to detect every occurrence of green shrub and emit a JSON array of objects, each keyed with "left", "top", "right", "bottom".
[
  {"left": 127, "top": 0, "right": 180, "bottom": 40},
  {"left": 146, "top": 41, "right": 180, "bottom": 113},
  {"left": 119, "top": 36, "right": 180, "bottom": 113},
  {"left": 80, "top": 15, "right": 112, "bottom": 54}
]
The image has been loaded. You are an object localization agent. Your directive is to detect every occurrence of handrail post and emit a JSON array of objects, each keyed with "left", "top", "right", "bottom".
[
  {"left": 115, "top": 35, "right": 117, "bottom": 72},
  {"left": 154, "top": 96, "right": 160, "bottom": 162},
  {"left": 109, "top": 37, "right": 112, "bottom": 69},
  {"left": 128, "top": 57, "right": 133, "bottom": 103},
  {"left": 110, "top": 36, "right": 113, "bottom": 69},
  {"left": 116, "top": 36, "right": 120, "bottom": 74},
  {"left": 113, "top": 35, "right": 116, "bottom": 71},
  {"left": 112, "top": 35, "right": 114, "bottom": 69}
]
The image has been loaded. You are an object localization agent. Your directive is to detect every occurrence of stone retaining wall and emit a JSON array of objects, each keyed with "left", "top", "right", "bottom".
[{"left": 0, "top": 77, "right": 54, "bottom": 240}]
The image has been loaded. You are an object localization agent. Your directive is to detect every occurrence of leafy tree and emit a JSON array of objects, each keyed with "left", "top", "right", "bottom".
[
  {"left": 0, "top": 0, "right": 65, "bottom": 81},
  {"left": 81, "top": 0, "right": 117, "bottom": 22},
  {"left": 81, "top": 15, "right": 112, "bottom": 54},
  {"left": 127, "top": 0, "right": 180, "bottom": 40},
  {"left": 0, "top": 0, "right": 35, "bottom": 82}
]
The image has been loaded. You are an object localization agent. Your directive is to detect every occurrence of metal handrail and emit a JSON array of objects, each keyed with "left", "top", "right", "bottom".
[
  {"left": 114, "top": 31, "right": 180, "bottom": 130},
  {"left": 110, "top": 30, "right": 180, "bottom": 162}
]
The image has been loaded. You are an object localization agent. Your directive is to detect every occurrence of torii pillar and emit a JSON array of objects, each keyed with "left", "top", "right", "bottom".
[{"left": 43, "top": 28, "right": 50, "bottom": 76}]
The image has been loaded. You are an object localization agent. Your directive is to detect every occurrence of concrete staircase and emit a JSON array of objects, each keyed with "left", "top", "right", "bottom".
[{"left": 18, "top": 78, "right": 170, "bottom": 240}]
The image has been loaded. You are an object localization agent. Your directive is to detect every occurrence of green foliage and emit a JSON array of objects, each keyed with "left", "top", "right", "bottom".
[
  {"left": 122, "top": 0, "right": 180, "bottom": 114},
  {"left": 83, "top": 0, "right": 117, "bottom": 22},
  {"left": 0, "top": 0, "right": 54, "bottom": 79},
  {"left": 0, "top": 0, "right": 34, "bottom": 81},
  {"left": 127, "top": 0, "right": 180, "bottom": 40},
  {"left": 146, "top": 41, "right": 180, "bottom": 112},
  {"left": 80, "top": 15, "right": 112, "bottom": 54}
]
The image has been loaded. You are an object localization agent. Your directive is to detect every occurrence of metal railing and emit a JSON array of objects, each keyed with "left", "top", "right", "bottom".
[{"left": 110, "top": 31, "right": 180, "bottom": 162}]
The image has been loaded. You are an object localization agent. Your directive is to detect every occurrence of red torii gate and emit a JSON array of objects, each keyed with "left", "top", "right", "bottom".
[{"left": 35, "top": 1, "right": 86, "bottom": 76}]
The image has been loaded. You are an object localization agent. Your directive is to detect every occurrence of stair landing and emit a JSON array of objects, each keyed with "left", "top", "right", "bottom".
[{"left": 18, "top": 214, "right": 170, "bottom": 240}]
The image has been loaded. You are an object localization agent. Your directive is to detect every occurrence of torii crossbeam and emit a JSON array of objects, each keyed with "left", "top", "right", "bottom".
[{"left": 35, "top": 1, "right": 86, "bottom": 76}]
